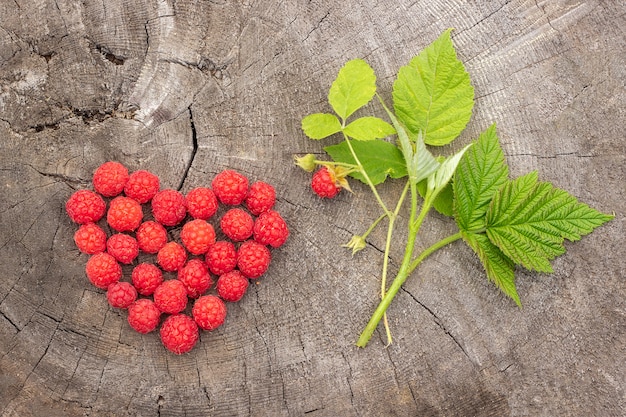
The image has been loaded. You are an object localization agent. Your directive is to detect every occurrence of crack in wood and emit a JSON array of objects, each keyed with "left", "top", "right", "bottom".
[{"left": 177, "top": 106, "right": 198, "bottom": 191}]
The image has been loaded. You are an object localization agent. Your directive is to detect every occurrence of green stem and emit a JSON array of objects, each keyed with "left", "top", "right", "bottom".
[
  {"left": 408, "top": 232, "right": 462, "bottom": 275},
  {"left": 361, "top": 214, "right": 386, "bottom": 240}
]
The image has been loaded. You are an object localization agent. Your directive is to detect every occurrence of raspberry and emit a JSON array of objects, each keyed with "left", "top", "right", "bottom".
[
  {"left": 180, "top": 219, "right": 216, "bottom": 255},
  {"left": 212, "top": 170, "right": 249, "bottom": 205},
  {"left": 253, "top": 210, "right": 289, "bottom": 248},
  {"left": 157, "top": 242, "right": 188, "bottom": 272},
  {"left": 107, "top": 196, "right": 143, "bottom": 232},
  {"left": 135, "top": 221, "right": 168, "bottom": 254},
  {"left": 93, "top": 161, "right": 129, "bottom": 197},
  {"left": 312, "top": 166, "right": 341, "bottom": 198},
  {"left": 153, "top": 279, "right": 188, "bottom": 314},
  {"left": 85, "top": 252, "right": 122, "bottom": 289},
  {"left": 106, "top": 233, "right": 139, "bottom": 264},
  {"left": 66, "top": 190, "right": 106, "bottom": 224},
  {"left": 245, "top": 181, "right": 276, "bottom": 216},
  {"left": 237, "top": 240, "right": 271, "bottom": 279},
  {"left": 151, "top": 189, "right": 187, "bottom": 226},
  {"left": 160, "top": 314, "right": 199, "bottom": 354},
  {"left": 106, "top": 281, "right": 137, "bottom": 308},
  {"left": 124, "top": 170, "right": 160, "bottom": 203},
  {"left": 178, "top": 259, "right": 213, "bottom": 298},
  {"left": 185, "top": 187, "right": 218, "bottom": 220},
  {"left": 220, "top": 208, "right": 254, "bottom": 242},
  {"left": 192, "top": 295, "right": 227, "bottom": 331},
  {"left": 216, "top": 270, "right": 249, "bottom": 302},
  {"left": 131, "top": 263, "right": 163, "bottom": 296},
  {"left": 73, "top": 223, "right": 107, "bottom": 254},
  {"left": 127, "top": 298, "right": 161, "bottom": 334},
  {"left": 205, "top": 240, "right": 237, "bottom": 275}
]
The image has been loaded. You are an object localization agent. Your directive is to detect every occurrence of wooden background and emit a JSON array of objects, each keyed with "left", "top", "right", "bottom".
[{"left": 1, "top": 0, "right": 624, "bottom": 415}]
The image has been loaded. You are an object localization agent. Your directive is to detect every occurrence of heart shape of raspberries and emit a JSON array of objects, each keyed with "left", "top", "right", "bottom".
[{"left": 66, "top": 162, "right": 288, "bottom": 354}]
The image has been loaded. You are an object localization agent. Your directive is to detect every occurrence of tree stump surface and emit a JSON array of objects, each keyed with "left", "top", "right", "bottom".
[{"left": 1, "top": 1, "right": 624, "bottom": 416}]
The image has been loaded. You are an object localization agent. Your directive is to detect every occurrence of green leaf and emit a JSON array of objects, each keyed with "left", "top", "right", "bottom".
[
  {"left": 417, "top": 180, "right": 454, "bottom": 216},
  {"left": 343, "top": 117, "right": 396, "bottom": 141},
  {"left": 427, "top": 143, "right": 472, "bottom": 195},
  {"left": 485, "top": 173, "right": 615, "bottom": 272},
  {"left": 462, "top": 232, "right": 520, "bottom": 306},
  {"left": 454, "top": 124, "right": 509, "bottom": 232},
  {"left": 301, "top": 113, "right": 342, "bottom": 139},
  {"left": 328, "top": 59, "right": 377, "bottom": 121},
  {"left": 324, "top": 140, "right": 407, "bottom": 185},
  {"left": 392, "top": 29, "right": 474, "bottom": 146}
]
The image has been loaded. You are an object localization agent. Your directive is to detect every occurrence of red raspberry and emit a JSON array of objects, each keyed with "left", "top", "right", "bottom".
[
  {"left": 160, "top": 314, "right": 199, "bottom": 354},
  {"left": 312, "top": 166, "right": 340, "bottom": 198},
  {"left": 180, "top": 219, "right": 216, "bottom": 255},
  {"left": 135, "top": 221, "right": 168, "bottom": 254},
  {"left": 185, "top": 187, "right": 218, "bottom": 220},
  {"left": 85, "top": 252, "right": 122, "bottom": 289},
  {"left": 107, "top": 196, "right": 143, "bottom": 232},
  {"left": 178, "top": 259, "right": 213, "bottom": 298},
  {"left": 73, "top": 223, "right": 107, "bottom": 254},
  {"left": 157, "top": 242, "right": 187, "bottom": 272},
  {"left": 237, "top": 240, "right": 271, "bottom": 279},
  {"left": 124, "top": 170, "right": 160, "bottom": 203},
  {"left": 205, "top": 240, "right": 237, "bottom": 275},
  {"left": 93, "top": 161, "right": 129, "bottom": 197},
  {"left": 127, "top": 298, "right": 161, "bottom": 334},
  {"left": 220, "top": 208, "right": 254, "bottom": 242},
  {"left": 253, "top": 210, "right": 289, "bottom": 248},
  {"left": 192, "top": 295, "right": 227, "bottom": 331},
  {"left": 245, "top": 181, "right": 276, "bottom": 216},
  {"left": 153, "top": 280, "right": 188, "bottom": 314},
  {"left": 216, "top": 270, "right": 249, "bottom": 302},
  {"left": 131, "top": 263, "right": 163, "bottom": 296},
  {"left": 66, "top": 190, "right": 106, "bottom": 224},
  {"left": 106, "top": 282, "right": 137, "bottom": 308},
  {"left": 106, "top": 233, "right": 139, "bottom": 264},
  {"left": 212, "top": 170, "right": 249, "bottom": 205},
  {"left": 151, "top": 189, "right": 187, "bottom": 226}
]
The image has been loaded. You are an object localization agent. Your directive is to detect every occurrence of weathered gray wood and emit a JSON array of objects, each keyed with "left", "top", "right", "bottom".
[{"left": 1, "top": 0, "right": 624, "bottom": 415}]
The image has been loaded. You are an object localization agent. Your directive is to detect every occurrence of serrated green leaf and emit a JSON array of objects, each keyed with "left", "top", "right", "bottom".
[
  {"left": 462, "top": 232, "right": 521, "bottom": 306},
  {"left": 328, "top": 59, "right": 377, "bottom": 121},
  {"left": 301, "top": 113, "right": 342, "bottom": 139},
  {"left": 324, "top": 140, "right": 407, "bottom": 185},
  {"left": 417, "top": 179, "right": 453, "bottom": 216},
  {"left": 485, "top": 172, "right": 614, "bottom": 272},
  {"left": 392, "top": 29, "right": 474, "bottom": 146},
  {"left": 454, "top": 124, "right": 509, "bottom": 232},
  {"left": 427, "top": 144, "right": 472, "bottom": 194},
  {"left": 343, "top": 117, "right": 396, "bottom": 141}
]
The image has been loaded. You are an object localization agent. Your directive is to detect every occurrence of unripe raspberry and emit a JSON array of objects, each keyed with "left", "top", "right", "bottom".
[
  {"left": 178, "top": 259, "right": 213, "bottom": 298},
  {"left": 106, "top": 233, "right": 139, "bottom": 264},
  {"left": 216, "top": 270, "right": 249, "bottom": 302},
  {"left": 160, "top": 314, "right": 199, "bottom": 354},
  {"left": 73, "top": 223, "right": 107, "bottom": 254},
  {"left": 131, "top": 263, "right": 163, "bottom": 296},
  {"left": 237, "top": 240, "right": 271, "bottom": 279},
  {"left": 152, "top": 189, "right": 187, "bottom": 226},
  {"left": 193, "top": 295, "right": 227, "bottom": 330},
  {"left": 245, "top": 181, "right": 276, "bottom": 216},
  {"left": 135, "top": 221, "right": 168, "bottom": 254},
  {"left": 212, "top": 170, "right": 249, "bottom": 205},
  {"left": 66, "top": 190, "right": 106, "bottom": 224},
  {"left": 85, "top": 252, "right": 122, "bottom": 289},
  {"left": 312, "top": 166, "right": 340, "bottom": 198},
  {"left": 106, "top": 282, "right": 137, "bottom": 308},
  {"left": 253, "top": 210, "right": 289, "bottom": 248},
  {"left": 180, "top": 219, "right": 216, "bottom": 255},
  {"left": 153, "top": 279, "right": 188, "bottom": 314},
  {"left": 220, "top": 208, "right": 254, "bottom": 242},
  {"left": 93, "top": 161, "right": 129, "bottom": 197},
  {"left": 205, "top": 240, "right": 237, "bottom": 276},
  {"left": 127, "top": 298, "right": 161, "bottom": 334},
  {"left": 124, "top": 170, "right": 160, "bottom": 203},
  {"left": 107, "top": 196, "right": 143, "bottom": 232},
  {"left": 185, "top": 187, "right": 218, "bottom": 220},
  {"left": 157, "top": 242, "right": 188, "bottom": 272}
]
